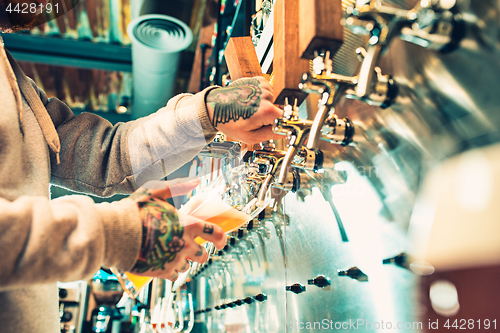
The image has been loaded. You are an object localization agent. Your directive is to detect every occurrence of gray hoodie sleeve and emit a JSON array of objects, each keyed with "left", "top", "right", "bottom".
[
  {"left": 0, "top": 77, "right": 219, "bottom": 290},
  {"left": 0, "top": 194, "right": 141, "bottom": 290},
  {"left": 36, "top": 79, "right": 219, "bottom": 197}
]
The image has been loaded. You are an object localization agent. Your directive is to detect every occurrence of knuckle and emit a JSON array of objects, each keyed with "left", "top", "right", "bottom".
[{"left": 214, "top": 227, "right": 225, "bottom": 240}]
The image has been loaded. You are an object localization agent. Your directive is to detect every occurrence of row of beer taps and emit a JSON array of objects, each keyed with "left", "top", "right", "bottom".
[
  {"left": 187, "top": 0, "right": 464, "bottom": 302},
  {"left": 188, "top": 0, "right": 464, "bottom": 274},
  {"left": 243, "top": 0, "right": 463, "bottom": 219}
]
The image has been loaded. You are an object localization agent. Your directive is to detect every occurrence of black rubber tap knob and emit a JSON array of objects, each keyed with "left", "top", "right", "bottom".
[
  {"left": 286, "top": 283, "right": 306, "bottom": 294},
  {"left": 308, "top": 275, "right": 331, "bottom": 288}
]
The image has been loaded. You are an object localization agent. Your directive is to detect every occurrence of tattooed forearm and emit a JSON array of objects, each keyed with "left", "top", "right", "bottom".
[
  {"left": 203, "top": 224, "right": 214, "bottom": 234},
  {"left": 131, "top": 198, "right": 184, "bottom": 273},
  {"left": 208, "top": 78, "right": 262, "bottom": 127}
]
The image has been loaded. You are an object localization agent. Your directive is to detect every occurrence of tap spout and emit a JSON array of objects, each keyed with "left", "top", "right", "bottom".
[{"left": 274, "top": 118, "right": 312, "bottom": 185}]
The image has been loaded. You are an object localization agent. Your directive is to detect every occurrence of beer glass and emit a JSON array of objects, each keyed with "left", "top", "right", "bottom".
[
  {"left": 109, "top": 267, "right": 152, "bottom": 300},
  {"left": 113, "top": 164, "right": 270, "bottom": 298},
  {"left": 179, "top": 163, "right": 270, "bottom": 244}
]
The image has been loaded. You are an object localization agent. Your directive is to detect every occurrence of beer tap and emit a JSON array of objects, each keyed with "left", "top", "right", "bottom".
[
  {"left": 299, "top": 68, "right": 356, "bottom": 152},
  {"left": 399, "top": 0, "right": 464, "bottom": 52},
  {"left": 256, "top": 205, "right": 289, "bottom": 260},
  {"left": 298, "top": 46, "right": 397, "bottom": 154},
  {"left": 223, "top": 35, "right": 303, "bottom": 207},
  {"left": 273, "top": 98, "right": 314, "bottom": 186},
  {"left": 295, "top": 52, "right": 356, "bottom": 242},
  {"left": 251, "top": 217, "right": 272, "bottom": 249},
  {"left": 293, "top": 0, "right": 401, "bottom": 157},
  {"left": 344, "top": 0, "right": 464, "bottom": 101},
  {"left": 268, "top": 0, "right": 315, "bottom": 187},
  {"left": 344, "top": 0, "right": 410, "bottom": 103},
  {"left": 228, "top": 234, "right": 256, "bottom": 272},
  {"left": 249, "top": 143, "right": 288, "bottom": 207},
  {"left": 308, "top": 171, "right": 349, "bottom": 242},
  {"left": 224, "top": 237, "right": 250, "bottom": 276},
  {"left": 236, "top": 228, "right": 262, "bottom": 269},
  {"left": 295, "top": 0, "right": 357, "bottom": 156}
]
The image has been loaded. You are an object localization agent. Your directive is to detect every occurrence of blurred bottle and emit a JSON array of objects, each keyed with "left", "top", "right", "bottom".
[
  {"left": 75, "top": 0, "right": 93, "bottom": 41},
  {"left": 91, "top": 269, "right": 124, "bottom": 333},
  {"left": 108, "top": 0, "right": 124, "bottom": 43}
]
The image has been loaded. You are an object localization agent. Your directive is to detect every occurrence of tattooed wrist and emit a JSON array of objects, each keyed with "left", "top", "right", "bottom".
[
  {"left": 128, "top": 188, "right": 152, "bottom": 202},
  {"left": 131, "top": 198, "right": 184, "bottom": 273},
  {"left": 208, "top": 78, "right": 262, "bottom": 127}
]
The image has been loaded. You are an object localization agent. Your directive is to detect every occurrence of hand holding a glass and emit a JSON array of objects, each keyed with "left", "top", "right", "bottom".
[{"left": 112, "top": 178, "right": 227, "bottom": 298}]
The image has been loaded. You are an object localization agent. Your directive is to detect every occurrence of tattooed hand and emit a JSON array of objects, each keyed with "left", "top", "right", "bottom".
[
  {"left": 206, "top": 77, "right": 284, "bottom": 144},
  {"left": 128, "top": 178, "right": 226, "bottom": 281}
]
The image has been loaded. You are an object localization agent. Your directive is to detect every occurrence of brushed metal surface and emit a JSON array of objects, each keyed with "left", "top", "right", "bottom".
[
  {"left": 189, "top": 1, "right": 500, "bottom": 332},
  {"left": 192, "top": 221, "right": 287, "bottom": 333},
  {"left": 282, "top": 169, "right": 419, "bottom": 332}
]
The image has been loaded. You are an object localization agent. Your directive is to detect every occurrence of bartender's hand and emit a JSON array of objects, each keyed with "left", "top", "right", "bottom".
[
  {"left": 206, "top": 76, "right": 284, "bottom": 144},
  {"left": 127, "top": 178, "right": 226, "bottom": 281}
]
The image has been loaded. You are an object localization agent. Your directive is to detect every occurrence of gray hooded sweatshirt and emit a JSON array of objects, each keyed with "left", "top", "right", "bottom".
[{"left": 0, "top": 35, "right": 217, "bottom": 333}]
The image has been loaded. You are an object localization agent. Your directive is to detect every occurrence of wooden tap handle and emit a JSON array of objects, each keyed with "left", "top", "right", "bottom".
[
  {"left": 299, "top": 0, "right": 344, "bottom": 60},
  {"left": 273, "top": 0, "right": 310, "bottom": 106},
  {"left": 223, "top": 36, "right": 267, "bottom": 151},
  {"left": 225, "top": 37, "right": 264, "bottom": 79}
]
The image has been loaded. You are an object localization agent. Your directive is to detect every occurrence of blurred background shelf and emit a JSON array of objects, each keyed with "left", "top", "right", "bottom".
[
  {"left": 1, "top": 33, "right": 132, "bottom": 72},
  {"left": 1, "top": 0, "right": 204, "bottom": 119}
]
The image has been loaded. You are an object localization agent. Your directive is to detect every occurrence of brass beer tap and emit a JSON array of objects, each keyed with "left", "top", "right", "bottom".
[
  {"left": 299, "top": 69, "right": 356, "bottom": 151},
  {"left": 344, "top": 0, "right": 463, "bottom": 102},
  {"left": 250, "top": 145, "right": 288, "bottom": 206},
  {"left": 273, "top": 98, "right": 314, "bottom": 185}
]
